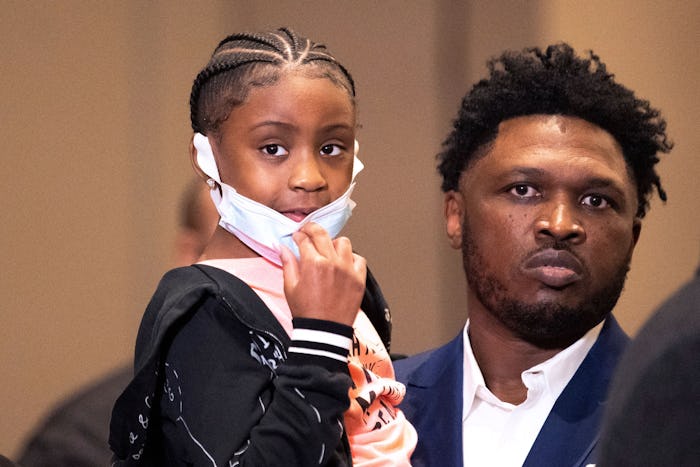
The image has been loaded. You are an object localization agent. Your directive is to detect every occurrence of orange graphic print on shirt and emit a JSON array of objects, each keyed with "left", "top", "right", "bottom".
[
  {"left": 344, "top": 311, "right": 416, "bottom": 466},
  {"left": 346, "top": 311, "right": 404, "bottom": 432}
]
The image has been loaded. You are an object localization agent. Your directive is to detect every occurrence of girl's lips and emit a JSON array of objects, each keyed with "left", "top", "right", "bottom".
[
  {"left": 283, "top": 212, "right": 307, "bottom": 222},
  {"left": 522, "top": 249, "right": 584, "bottom": 288},
  {"left": 281, "top": 209, "right": 318, "bottom": 222}
]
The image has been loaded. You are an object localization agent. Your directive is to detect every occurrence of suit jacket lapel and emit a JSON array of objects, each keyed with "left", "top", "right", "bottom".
[
  {"left": 402, "top": 333, "right": 464, "bottom": 467},
  {"left": 523, "top": 316, "right": 629, "bottom": 467}
]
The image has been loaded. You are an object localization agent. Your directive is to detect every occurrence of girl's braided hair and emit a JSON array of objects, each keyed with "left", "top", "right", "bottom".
[{"left": 190, "top": 27, "right": 355, "bottom": 138}]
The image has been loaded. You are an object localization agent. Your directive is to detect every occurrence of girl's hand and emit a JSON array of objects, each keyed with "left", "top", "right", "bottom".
[{"left": 281, "top": 222, "right": 366, "bottom": 327}]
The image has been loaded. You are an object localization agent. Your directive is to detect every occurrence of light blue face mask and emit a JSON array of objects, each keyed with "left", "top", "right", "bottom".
[{"left": 192, "top": 133, "right": 363, "bottom": 266}]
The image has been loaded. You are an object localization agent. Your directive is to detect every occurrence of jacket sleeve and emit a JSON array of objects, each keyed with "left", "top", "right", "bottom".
[{"left": 158, "top": 295, "right": 354, "bottom": 466}]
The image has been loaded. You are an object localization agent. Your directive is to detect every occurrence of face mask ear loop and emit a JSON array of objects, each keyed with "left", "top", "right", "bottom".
[
  {"left": 190, "top": 135, "right": 221, "bottom": 196},
  {"left": 352, "top": 139, "right": 364, "bottom": 180}
]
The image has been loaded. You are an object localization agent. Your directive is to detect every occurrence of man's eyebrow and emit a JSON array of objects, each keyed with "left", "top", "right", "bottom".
[
  {"left": 503, "top": 167, "right": 546, "bottom": 178},
  {"left": 584, "top": 177, "right": 628, "bottom": 198}
]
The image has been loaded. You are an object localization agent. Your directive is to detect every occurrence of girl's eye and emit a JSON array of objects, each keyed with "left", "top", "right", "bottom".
[
  {"left": 581, "top": 194, "right": 610, "bottom": 209},
  {"left": 510, "top": 184, "right": 539, "bottom": 198},
  {"left": 261, "top": 144, "right": 289, "bottom": 157},
  {"left": 320, "top": 144, "right": 342, "bottom": 156}
]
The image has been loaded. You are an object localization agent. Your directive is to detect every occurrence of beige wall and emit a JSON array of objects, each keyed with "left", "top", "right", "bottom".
[{"left": 1, "top": 0, "right": 697, "bottom": 458}]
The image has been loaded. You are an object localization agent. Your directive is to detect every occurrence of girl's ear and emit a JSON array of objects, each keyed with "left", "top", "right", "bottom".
[{"left": 444, "top": 191, "right": 464, "bottom": 250}]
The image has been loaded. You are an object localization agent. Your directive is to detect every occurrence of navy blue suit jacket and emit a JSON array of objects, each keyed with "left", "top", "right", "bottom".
[{"left": 394, "top": 316, "right": 628, "bottom": 467}]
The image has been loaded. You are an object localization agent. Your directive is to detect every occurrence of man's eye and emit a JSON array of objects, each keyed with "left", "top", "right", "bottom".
[
  {"left": 581, "top": 194, "right": 610, "bottom": 208},
  {"left": 261, "top": 144, "right": 288, "bottom": 156},
  {"left": 320, "top": 144, "right": 342, "bottom": 156},
  {"left": 510, "top": 184, "right": 539, "bottom": 198}
]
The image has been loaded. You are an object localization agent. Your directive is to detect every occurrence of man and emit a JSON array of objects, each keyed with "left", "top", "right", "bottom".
[
  {"left": 394, "top": 43, "right": 672, "bottom": 467},
  {"left": 597, "top": 264, "right": 700, "bottom": 466},
  {"left": 16, "top": 180, "right": 219, "bottom": 467}
]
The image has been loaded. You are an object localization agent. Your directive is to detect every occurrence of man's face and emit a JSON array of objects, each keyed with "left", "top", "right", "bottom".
[{"left": 445, "top": 115, "right": 641, "bottom": 348}]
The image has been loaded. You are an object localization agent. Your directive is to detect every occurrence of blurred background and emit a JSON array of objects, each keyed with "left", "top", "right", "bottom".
[{"left": 1, "top": 0, "right": 698, "bottom": 458}]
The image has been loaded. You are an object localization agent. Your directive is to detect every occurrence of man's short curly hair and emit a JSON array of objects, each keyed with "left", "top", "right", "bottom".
[{"left": 438, "top": 43, "right": 672, "bottom": 218}]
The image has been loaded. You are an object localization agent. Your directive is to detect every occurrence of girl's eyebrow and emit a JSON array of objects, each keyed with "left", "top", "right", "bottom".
[
  {"left": 250, "top": 121, "right": 354, "bottom": 133},
  {"left": 250, "top": 120, "right": 296, "bottom": 131},
  {"left": 319, "top": 123, "right": 355, "bottom": 134}
]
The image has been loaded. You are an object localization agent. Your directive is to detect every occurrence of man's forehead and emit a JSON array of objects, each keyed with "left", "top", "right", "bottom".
[
  {"left": 486, "top": 116, "right": 624, "bottom": 164},
  {"left": 496, "top": 115, "right": 620, "bottom": 147},
  {"left": 461, "top": 115, "right": 635, "bottom": 188}
]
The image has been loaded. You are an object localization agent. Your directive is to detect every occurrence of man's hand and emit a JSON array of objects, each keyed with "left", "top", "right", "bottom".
[{"left": 281, "top": 222, "right": 366, "bottom": 327}]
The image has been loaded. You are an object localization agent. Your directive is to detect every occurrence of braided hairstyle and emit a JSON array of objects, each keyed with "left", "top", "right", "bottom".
[
  {"left": 438, "top": 43, "right": 672, "bottom": 218},
  {"left": 190, "top": 27, "right": 355, "bottom": 138}
]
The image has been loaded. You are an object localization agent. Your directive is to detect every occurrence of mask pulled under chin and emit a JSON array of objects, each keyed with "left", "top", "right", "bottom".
[{"left": 192, "top": 133, "right": 363, "bottom": 266}]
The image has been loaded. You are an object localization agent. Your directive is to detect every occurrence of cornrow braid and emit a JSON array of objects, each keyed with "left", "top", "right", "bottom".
[{"left": 190, "top": 27, "right": 355, "bottom": 135}]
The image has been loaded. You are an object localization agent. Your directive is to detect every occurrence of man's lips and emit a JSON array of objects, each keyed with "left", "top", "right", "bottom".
[{"left": 522, "top": 249, "right": 584, "bottom": 288}]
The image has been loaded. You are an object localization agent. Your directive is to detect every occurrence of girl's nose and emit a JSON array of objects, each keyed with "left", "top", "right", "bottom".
[{"left": 288, "top": 151, "right": 327, "bottom": 192}]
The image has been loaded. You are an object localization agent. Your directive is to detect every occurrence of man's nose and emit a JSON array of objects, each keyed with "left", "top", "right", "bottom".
[{"left": 535, "top": 199, "right": 586, "bottom": 244}]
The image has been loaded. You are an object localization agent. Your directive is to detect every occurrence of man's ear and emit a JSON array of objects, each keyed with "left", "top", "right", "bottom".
[
  {"left": 632, "top": 217, "right": 642, "bottom": 247},
  {"left": 444, "top": 191, "right": 464, "bottom": 250}
]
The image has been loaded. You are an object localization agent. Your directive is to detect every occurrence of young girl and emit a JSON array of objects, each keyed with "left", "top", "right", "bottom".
[{"left": 109, "top": 28, "right": 416, "bottom": 466}]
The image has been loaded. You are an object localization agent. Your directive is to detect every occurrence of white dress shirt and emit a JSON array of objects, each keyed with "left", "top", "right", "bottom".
[{"left": 462, "top": 320, "right": 603, "bottom": 466}]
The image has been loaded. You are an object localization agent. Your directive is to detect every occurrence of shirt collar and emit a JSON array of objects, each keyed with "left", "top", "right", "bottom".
[
  {"left": 462, "top": 318, "right": 604, "bottom": 421},
  {"left": 526, "top": 320, "right": 603, "bottom": 398},
  {"left": 462, "top": 322, "right": 485, "bottom": 418}
]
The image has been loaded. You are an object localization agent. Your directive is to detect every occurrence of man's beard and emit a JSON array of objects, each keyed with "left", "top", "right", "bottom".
[{"left": 461, "top": 220, "right": 631, "bottom": 349}]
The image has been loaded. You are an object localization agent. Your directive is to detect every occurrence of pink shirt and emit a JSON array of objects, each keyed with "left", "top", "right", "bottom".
[{"left": 199, "top": 258, "right": 293, "bottom": 336}]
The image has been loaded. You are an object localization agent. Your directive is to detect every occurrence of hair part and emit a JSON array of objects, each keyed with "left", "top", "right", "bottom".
[
  {"left": 190, "top": 28, "right": 355, "bottom": 138},
  {"left": 438, "top": 43, "right": 672, "bottom": 218}
]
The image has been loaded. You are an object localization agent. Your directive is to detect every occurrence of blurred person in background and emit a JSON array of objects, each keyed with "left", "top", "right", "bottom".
[
  {"left": 597, "top": 262, "right": 700, "bottom": 466},
  {"left": 17, "top": 179, "right": 219, "bottom": 467}
]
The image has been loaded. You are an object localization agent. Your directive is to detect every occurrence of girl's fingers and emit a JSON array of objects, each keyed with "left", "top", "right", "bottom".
[
  {"left": 351, "top": 252, "right": 367, "bottom": 278},
  {"left": 332, "top": 236, "right": 354, "bottom": 261},
  {"left": 291, "top": 230, "right": 315, "bottom": 259},
  {"left": 283, "top": 225, "right": 366, "bottom": 325},
  {"left": 297, "top": 222, "right": 335, "bottom": 258}
]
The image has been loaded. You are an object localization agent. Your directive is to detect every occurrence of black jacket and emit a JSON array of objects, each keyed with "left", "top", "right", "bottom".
[{"left": 110, "top": 264, "right": 391, "bottom": 466}]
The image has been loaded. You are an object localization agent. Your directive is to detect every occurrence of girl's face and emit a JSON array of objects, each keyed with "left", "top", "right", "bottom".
[{"left": 211, "top": 74, "right": 356, "bottom": 222}]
